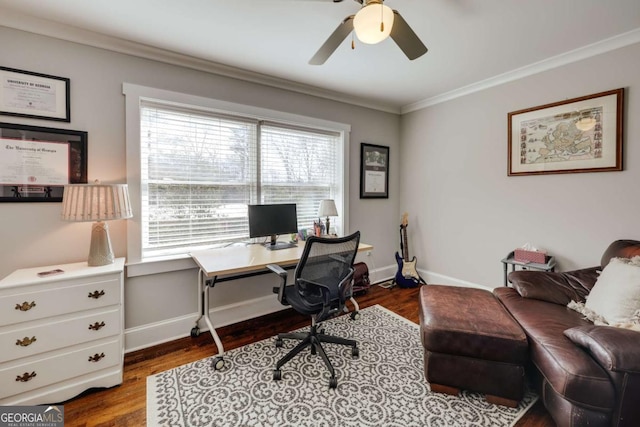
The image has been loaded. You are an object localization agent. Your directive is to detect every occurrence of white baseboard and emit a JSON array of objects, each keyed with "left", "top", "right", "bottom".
[
  {"left": 124, "top": 294, "right": 287, "bottom": 353},
  {"left": 420, "top": 269, "right": 491, "bottom": 291},
  {"left": 124, "top": 264, "right": 488, "bottom": 353},
  {"left": 370, "top": 263, "right": 489, "bottom": 291}
]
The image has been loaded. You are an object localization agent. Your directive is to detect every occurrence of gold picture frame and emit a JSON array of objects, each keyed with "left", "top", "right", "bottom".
[{"left": 508, "top": 88, "right": 623, "bottom": 176}]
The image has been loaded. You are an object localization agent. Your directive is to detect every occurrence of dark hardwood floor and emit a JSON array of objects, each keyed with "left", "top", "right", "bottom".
[{"left": 62, "top": 284, "right": 555, "bottom": 426}]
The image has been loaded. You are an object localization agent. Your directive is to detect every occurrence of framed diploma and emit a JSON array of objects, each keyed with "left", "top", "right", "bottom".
[
  {"left": 0, "top": 122, "right": 87, "bottom": 202},
  {"left": 0, "top": 66, "right": 71, "bottom": 122},
  {"left": 360, "top": 143, "right": 389, "bottom": 199}
]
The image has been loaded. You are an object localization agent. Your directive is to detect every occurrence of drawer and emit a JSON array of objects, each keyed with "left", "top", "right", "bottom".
[
  {"left": 0, "top": 308, "right": 121, "bottom": 363},
  {"left": 0, "top": 277, "right": 120, "bottom": 326},
  {"left": 0, "top": 338, "right": 121, "bottom": 399}
]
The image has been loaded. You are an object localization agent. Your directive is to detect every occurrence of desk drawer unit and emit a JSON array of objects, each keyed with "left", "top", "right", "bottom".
[
  {"left": 0, "top": 277, "right": 120, "bottom": 326},
  {"left": 0, "top": 259, "right": 125, "bottom": 405},
  {"left": 0, "top": 338, "right": 121, "bottom": 400},
  {"left": 0, "top": 308, "right": 121, "bottom": 363}
]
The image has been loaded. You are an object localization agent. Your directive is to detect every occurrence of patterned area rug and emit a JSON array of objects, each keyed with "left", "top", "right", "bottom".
[{"left": 147, "top": 305, "right": 537, "bottom": 426}]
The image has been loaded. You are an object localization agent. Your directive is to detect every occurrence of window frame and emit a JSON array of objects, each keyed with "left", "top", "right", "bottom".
[{"left": 123, "top": 83, "right": 351, "bottom": 275}]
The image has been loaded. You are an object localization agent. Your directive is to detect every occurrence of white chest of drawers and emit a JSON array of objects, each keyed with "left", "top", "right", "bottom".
[{"left": 0, "top": 259, "right": 125, "bottom": 405}]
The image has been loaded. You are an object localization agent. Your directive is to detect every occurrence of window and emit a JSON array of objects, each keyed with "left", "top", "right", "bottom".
[{"left": 124, "top": 84, "right": 350, "bottom": 264}]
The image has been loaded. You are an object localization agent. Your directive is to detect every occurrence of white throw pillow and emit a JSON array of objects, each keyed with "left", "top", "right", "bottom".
[{"left": 585, "top": 256, "right": 640, "bottom": 324}]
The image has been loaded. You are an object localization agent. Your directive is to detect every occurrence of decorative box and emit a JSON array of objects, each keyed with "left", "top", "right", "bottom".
[{"left": 514, "top": 248, "right": 547, "bottom": 264}]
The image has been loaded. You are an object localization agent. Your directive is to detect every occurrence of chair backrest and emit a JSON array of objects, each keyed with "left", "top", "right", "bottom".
[{"left": 294, "top": 231, "right": 361, "bottom": 305}]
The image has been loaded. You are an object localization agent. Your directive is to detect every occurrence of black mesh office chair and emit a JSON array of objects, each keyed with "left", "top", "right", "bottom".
[{"left": 267, "top": 231, "right": 361, "bottom": 388}]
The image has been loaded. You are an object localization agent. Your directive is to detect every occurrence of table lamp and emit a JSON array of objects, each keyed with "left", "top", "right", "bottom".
[
  {"left": 317, "top": 199, "right": 338, "bottom": 236},
  {"left": 61, "top": 181, "right": 133, "bottom": 266}
]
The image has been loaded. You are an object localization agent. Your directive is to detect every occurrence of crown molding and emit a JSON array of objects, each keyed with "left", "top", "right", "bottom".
[
  {"left": 401, "top": 27, "right": 640, "bottom": 114},
  {"left": 0, "top": 9, "right": 401, "bottom": 114},
  {"left": 3, "top": 8, "right": 638, "bottom": 117}
]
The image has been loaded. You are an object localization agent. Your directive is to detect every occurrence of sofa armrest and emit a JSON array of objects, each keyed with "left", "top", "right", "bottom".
[
  {"left": 508, "top": 266, "right": 600, "bottom": 305},
  {"left": 564, "top": 325, "right": 640, "bottom": 373}
]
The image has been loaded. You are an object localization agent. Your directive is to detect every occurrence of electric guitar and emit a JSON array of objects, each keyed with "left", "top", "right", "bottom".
[{"left": 394, "top": 213, "right": 425, "bottom": 288}]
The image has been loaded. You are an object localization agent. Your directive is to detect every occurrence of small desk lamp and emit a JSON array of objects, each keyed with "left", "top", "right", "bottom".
[
  {"left": 61, "top": 181, "right": 133, "bottom": 266},
  {"left": 317, "top": 199, "right": 338, "bottom": 236}
]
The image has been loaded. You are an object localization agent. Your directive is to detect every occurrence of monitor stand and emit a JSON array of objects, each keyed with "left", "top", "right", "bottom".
[{"left": 265, "top": 234, "right": 297, "bottom": 251}]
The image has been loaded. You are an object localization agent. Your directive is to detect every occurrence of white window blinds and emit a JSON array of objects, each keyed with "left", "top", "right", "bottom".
[
  {"left": 140, "top": 101, "right": 341, "bottom": 258},
  {"left": 260, "top": 122, "right": 339, "bottom": 229}
]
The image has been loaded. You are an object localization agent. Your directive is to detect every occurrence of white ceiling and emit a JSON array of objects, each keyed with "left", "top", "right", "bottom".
[{"left": 1, "top": 0, "right": 639, "bottom": 113}]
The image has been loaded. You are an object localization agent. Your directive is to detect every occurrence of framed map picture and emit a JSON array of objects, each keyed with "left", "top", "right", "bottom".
[
  {"left": 508, "top": 88, "right": 623, "bottom": 176},
  {"left": 360, "top": 143, "right": 389, "bottom": 199}
]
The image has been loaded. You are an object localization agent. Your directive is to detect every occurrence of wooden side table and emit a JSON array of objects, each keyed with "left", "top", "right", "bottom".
[{"left": 501, "top": 251, "right": 556, "bottom": 286}]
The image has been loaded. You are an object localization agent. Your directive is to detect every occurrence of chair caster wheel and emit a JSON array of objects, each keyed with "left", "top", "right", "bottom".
[
  {"left": 350, "top": 311, "right": 360, "bottom": 321},
  {"left": 329, "top": 377, "right": 338, "bottom": 389},
  {"left": 273, "top": 369, "right": 282, "bottom": 381},
  {"left": 275, "top": 337, "right": 283, "bottom": 348},
  {"left": 190, "top": 327, "right": 200, "bottom": 337},
  {"left": 351, "top": 346, "right": 359, "bottom": 357},
  {"left": 211, "top": 356, "right": 224, "bottom": 370}
]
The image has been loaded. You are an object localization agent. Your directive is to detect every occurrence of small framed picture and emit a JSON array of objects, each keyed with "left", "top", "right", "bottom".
[
  {"left": 508, "top": 88, "right": 623, "bottom": 176},
  {"left": 0, "top": 66, "right": 71, "bottom": 122},
  {"left": 360, "top": 143, "right": 389, "bottom": 199}
]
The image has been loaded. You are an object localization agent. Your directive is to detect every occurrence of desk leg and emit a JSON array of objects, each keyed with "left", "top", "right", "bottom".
[
  {"left": 193, "top": 270, "right": 225, "bottom": 370},
  {"left": 348, "top": 297, "right": 361, "bottom": 320}
]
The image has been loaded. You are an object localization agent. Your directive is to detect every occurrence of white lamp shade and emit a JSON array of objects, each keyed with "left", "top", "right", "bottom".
[
  {"left": 62, "top": 183, "right": 133, "bottom": 222},
  {"left": 353, "top": 2, "right": 394, "bottom": 45},
  {"left": 318, "top": 199, "right": 338, "bottom": 217}
]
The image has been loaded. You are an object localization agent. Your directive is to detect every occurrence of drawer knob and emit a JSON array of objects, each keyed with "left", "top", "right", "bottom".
[
  {"left": 16, "top": 371, "right": 37, "bottom": 382},
  {"left": 88, "top": 321, "right": 106, "bottom": 331},
  {"left": 16, "top": 336, "right": 37, "bottom": 347},
  {"left": 15, "top": 301, "right": 36, "bottom": 311},
  {"left": 88, "top": 352, "right": 105, "bottom": 362},
  {"left": 88, "top": 290, "right": 105, "bottom": 299}
]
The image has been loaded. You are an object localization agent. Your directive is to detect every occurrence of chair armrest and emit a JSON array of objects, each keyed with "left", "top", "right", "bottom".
[
  {"left": 267, "top": 263, "right": 287, "bottom": 278},
  {"left": 267, "top": 264, "right": 288, "bottom": 304},
  {"left": 564, "top": 325, "right": 640, "bottom": 373},
  {"left": 508, "top": 266, "right": 600, "bottom": 305}
]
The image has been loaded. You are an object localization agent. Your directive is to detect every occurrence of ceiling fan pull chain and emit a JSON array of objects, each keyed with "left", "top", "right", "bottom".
[
  {"left": 351, "top": 32, "right": 355, "bottom": 50},
  {"left": 380, "top": 3, "right": 384, "bottom": 32}
]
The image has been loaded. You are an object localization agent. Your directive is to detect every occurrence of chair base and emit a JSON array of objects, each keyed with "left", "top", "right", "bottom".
[{"left": 273, "top": 324, "right": 358, "bottom": 388}]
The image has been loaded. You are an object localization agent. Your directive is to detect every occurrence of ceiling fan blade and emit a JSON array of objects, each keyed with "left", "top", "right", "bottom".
[
  {"left": 309, "top": 16, "right": 354, "bottom": 65},
  {"left": 390, "top": 10, "right": 428, "bottom": 60}
]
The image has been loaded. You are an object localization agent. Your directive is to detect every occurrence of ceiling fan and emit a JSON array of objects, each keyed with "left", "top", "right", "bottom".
[{"left": 309, "top": 0, "right": 428, "bottom": 65}]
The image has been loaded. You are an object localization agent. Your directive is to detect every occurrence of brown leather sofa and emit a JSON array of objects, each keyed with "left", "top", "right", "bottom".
[{"left": 494, "top": 240, "right": 640, "bottom": 427}]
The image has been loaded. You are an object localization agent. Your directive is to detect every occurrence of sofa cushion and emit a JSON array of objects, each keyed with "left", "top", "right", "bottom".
[
  {"left": 564, "top": 325, "right": 640, "bottom": 373},
  {"left": 508, "top": 267, "right": 600, "bottom": 305},
  {"left": 600, "top": 240, "right": 640, "bottom": 268},
  {"left": 585, "top": 256, "right": 640, "bottom": 325},
  {"left": 495, "top": 287, "right": 615, "bottom": 411}
]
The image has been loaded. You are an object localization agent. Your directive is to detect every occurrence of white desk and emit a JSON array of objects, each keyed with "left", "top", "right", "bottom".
[{"left": 190, "top": 241, "right": 373, "bottom": 370}]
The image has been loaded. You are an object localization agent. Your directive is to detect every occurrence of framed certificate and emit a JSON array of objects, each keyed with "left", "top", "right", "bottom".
[
  {"left": 0, "top": 122, "right": 87, "bottom": 202},
  {"left": 0, "top": 67, "right": 71, "bottom": 122},
  {"left": 360, "top": 143, "right": 389, "bottom": 199}
]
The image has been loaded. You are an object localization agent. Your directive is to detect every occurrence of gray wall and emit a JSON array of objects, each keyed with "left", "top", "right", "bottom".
[
  {"left": 0, "top": 26, "right": 400, "bottom": 343},
  {"left": 401, "top": 42, "right": 640, "bottom": 288},
  {"left": 3, "top": 24, "right": 639, "bottom": 350}
]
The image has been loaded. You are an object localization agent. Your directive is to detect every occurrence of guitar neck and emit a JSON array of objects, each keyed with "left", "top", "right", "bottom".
[{"left": 401, "top": 226, "right": 409, "bottom": 259}]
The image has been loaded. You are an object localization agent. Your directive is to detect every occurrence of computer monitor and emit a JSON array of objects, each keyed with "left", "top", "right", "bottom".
[{"left": 248, "top": 203, "right": 298, "bottom": 250}]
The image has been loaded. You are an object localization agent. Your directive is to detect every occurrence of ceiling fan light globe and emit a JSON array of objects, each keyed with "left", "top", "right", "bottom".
[{"left": 353, "top": 3, "right": 394, "bottom": 44}]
